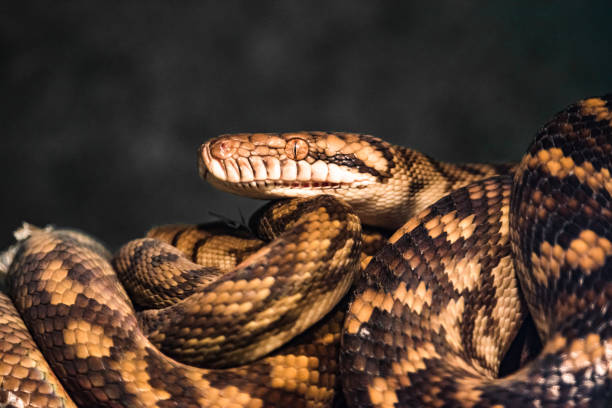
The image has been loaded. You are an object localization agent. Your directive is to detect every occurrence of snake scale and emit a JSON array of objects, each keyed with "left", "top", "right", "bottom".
[{"left": 1, "top": 95, "right": 611, "bottom": 407}]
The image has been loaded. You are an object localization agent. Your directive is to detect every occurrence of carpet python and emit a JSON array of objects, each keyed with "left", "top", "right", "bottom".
[{"left": 1, "top": 95, "right": 611, "bottom": 407}]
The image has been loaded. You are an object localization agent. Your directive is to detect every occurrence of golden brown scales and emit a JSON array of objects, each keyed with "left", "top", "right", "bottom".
[
  {"left": 341, "top": 96, "right": 612, "bottom": 407},
  {"left": 2, "top": 196, "right": 360, "bottom": 407},
  {"left": 1, "top": 95, "right": 611, "bottom": 407}
]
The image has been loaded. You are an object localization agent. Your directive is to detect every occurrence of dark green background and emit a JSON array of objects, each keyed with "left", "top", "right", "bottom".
[{"left": 2, "top": 2, "right": 612, "bottom": 250}]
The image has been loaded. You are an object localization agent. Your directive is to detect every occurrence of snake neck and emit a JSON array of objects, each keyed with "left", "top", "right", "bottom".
[{"left": 328, "top": 145, "right": 515, "bottom": 229}]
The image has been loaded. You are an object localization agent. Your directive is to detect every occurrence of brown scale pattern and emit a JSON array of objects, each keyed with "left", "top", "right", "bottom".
[
  {"left": 341, "top": 95, "right": 612, "bottom": 407},
  {"left": 3, "top": 95, "right": 612, "bottom": 407},
  {"left": 0, "top": 291, "right": 75, "bottom": 408},
  {"left": 113, "top": 238, "right": 225, "bottom": 309},
  {"left": 341, "top": 177, "right": 524, "bottom": 407},
  {"left": 146, "top": 223, "right": 265, "bottom": 271},
  {"left": 132, "top": 197, "right": 362, "bottom": 368},
  {"left": 3, "top": 195, "right": 360, "bottom": 407}
]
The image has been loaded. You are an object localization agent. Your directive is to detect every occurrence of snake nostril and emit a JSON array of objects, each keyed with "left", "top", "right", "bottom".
[{"left": 211, "top": 139, "right": 239, "bottom": 159}]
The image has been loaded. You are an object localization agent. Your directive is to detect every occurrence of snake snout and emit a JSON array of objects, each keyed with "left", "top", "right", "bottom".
[{"left": 197, "top": 141, "right": 227, "bottom": 182}]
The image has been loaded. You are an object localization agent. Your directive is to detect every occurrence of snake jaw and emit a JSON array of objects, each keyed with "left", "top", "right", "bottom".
[{"left": 204, "top": 173, "right": 373, "bottom": 201}]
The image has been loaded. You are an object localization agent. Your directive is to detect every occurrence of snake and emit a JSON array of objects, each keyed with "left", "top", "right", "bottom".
[{"left": 0, "top": 95, "right": 611, "bottom": 407}]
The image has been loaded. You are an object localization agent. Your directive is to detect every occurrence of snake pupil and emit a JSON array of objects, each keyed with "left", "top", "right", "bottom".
[{"left": 285, "top": 138, "right": 308, "bottom": 160}]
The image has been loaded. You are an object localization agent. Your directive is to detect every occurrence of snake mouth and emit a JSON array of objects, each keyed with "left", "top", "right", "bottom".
[
  {"left": 198, "top": 141, "right": 373, "bottom": 198},
  {"left": 209, "top": 178, "right": 360, "bottom": 195}
]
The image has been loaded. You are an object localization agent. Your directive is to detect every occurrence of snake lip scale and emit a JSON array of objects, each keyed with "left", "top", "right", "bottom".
[
  {"left": 2, "top": 95, "right": 612, "bottom": 407},
  {"left": 198, "top": 140, "right": 373, "bottom": 198}
]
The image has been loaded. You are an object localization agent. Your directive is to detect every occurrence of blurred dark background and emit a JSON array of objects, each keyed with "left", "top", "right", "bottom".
[{"left": 2, "top": 1, "right": 612, "bottom": 250}]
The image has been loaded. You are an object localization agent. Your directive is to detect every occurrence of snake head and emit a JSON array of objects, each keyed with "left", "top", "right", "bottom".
[{"left": 198, "top": 131, "right": 394, "bottom": 202}]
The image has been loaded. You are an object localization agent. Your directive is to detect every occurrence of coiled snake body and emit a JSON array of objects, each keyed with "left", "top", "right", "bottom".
[{"left": 1, "top": 96, "right": 612, "bottom": 407}]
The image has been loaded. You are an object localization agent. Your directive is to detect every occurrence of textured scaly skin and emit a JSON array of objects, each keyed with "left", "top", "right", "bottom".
[
  {"left": 0, "top": 290, "right": 76, "bottom": 408},
  {"left": 340, "top": 96, "right": 612, "bottom": 407},
  {"left": 4, "top": 196, "right": 360, "bottom": 407},
  {"left": 2, "top": 95, "right": 612, "bottom": 406}
]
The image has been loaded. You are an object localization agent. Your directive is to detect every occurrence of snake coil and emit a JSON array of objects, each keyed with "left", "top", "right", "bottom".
[{"left": 1, "top": 95, "right": 612, "bottom": 407}]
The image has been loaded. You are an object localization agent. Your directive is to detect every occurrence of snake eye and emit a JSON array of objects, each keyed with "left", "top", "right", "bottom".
[{"left": 285, "top": 138, "right": 309, "bottom": 160}]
